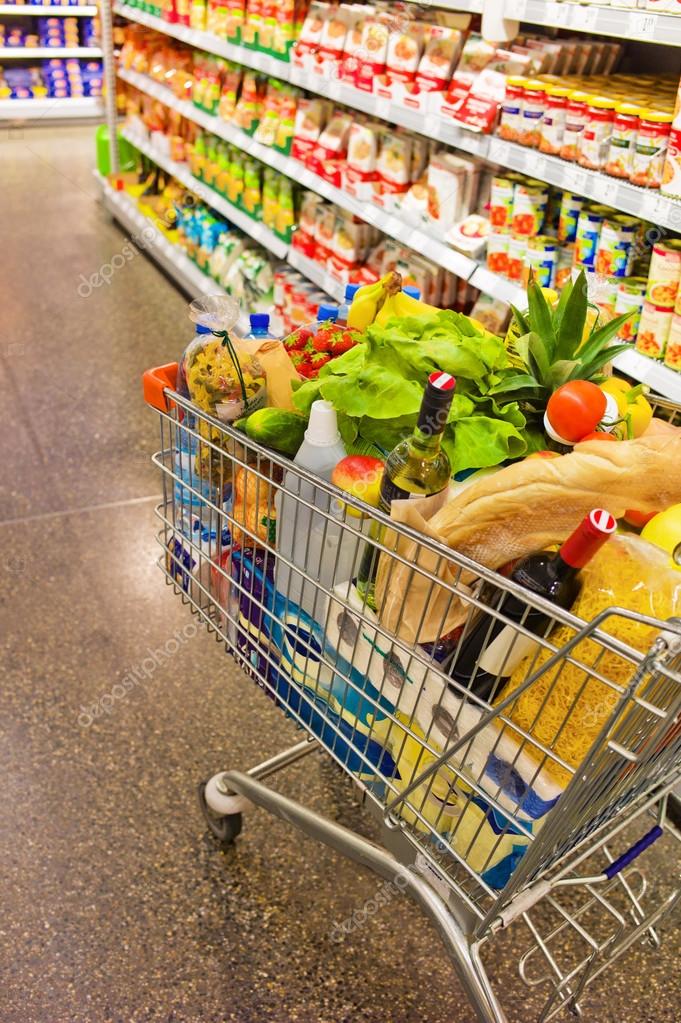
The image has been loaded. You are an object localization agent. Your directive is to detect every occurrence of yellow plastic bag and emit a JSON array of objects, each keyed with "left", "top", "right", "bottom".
[{"left": 497, "top": 534, "right": 681, "bottom": 787}]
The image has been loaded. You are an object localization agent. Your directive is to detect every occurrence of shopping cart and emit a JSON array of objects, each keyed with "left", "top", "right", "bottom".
[{"left": 144, "top": 361, "right": 681, "bottom": 1023}]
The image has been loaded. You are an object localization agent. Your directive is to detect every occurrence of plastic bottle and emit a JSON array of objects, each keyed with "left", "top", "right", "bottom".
[
  {"left": 403, "top": 286, "right": 421, "bottom": 299},
  {"left": 274, "top": 400, "right": 358, "bottom": 619},
  {"left": 337, "top": 284, "right": 360, "bottom": 325},
  {"left": 317, "top": 303, "right": 339, "bottom": 324},
  {"left": 246, "top": 313, "right": 276, "bottom": 339}
]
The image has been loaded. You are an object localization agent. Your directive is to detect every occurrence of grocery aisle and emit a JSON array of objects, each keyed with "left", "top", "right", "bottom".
[{"left": 1, "top": 126, "right": 679, "bottom": 1023}]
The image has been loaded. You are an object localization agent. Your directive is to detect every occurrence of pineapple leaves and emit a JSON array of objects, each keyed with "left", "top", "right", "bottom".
[
  {"left": 555, "top": 269, "right": 588, "bottom": 361},
  {"left": 577, "top": 309, "right": 634, "bottom": 365},
  {"left": 489, "top": 373, "right": 544, "bottom": 397},
  {"left": 510, "top": 304, "right": 530, "bottom": 336},
  {"left": 526, "top": 279, "right": 556, "bottom": 362},
  {"left": 568, "top": 343, "right": 633, "bottom": 381},
  {"left": 551, "top": 277, "right": 573, "bottom": 337},
  {"left": 548, "top": 359, "right": 580, "bottom": 390},
  {"left": 527, "top": 331, "right": 552, "bottom": 384}
]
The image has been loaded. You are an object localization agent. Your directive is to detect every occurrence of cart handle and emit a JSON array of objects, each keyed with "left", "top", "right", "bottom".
[
  {"left": 602, "top": 825, "right": 664, "bottom": 880},
  {"left": 143, "top": 362, "right": 179, "bottom": 412}
]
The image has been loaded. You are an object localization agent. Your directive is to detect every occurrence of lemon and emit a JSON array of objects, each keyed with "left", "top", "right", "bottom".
[{"left": 641, "top": 504, "right": 681, "bottom": 570}]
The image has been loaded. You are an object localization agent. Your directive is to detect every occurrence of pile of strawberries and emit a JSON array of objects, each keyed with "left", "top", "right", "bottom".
[{"left": 283, "top": 321, "right": 361, "bottom": 379}]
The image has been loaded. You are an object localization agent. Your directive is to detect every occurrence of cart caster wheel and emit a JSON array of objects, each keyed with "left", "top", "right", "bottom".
[{"left": 198, "top": 781, "right": 243, "bottom": 847}]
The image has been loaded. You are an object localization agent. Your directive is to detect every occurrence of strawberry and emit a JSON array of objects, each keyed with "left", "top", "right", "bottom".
[
  {"left": 289, "top": 351, "right": 306, "bottom": 369},
  {"left": 328, "top": 332, "right": 358, "bottom": 356},
  {"left": 311, "top": 333, "right": 332, "bottom": 352},
  {"left": 310, "top": 351, "right": 332, "bottom": 370},
  {"left": 297, "top": 361, "right": 317, "bottom": 379},
  {"left": 284, "top": 329, "right": 309, "bottom": 352}
]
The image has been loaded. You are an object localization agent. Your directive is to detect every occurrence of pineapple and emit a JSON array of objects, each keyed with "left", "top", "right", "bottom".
[{"left": 490, "top": 270, "right": 633, "bottom": 414}]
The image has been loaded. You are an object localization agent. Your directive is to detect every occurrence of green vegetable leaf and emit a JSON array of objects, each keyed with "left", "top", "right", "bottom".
[
  {"left": 552, "top": 277, "right": 573, "bottom": 337},
  {"left": 489, "top": 373, "right": 544, "bottom": 397},
  {"left": 577, "top": 311, "right": 634, "bottom": 367},
  {"left": 292, "top": 378, "right": 323, "bottom": 415},
  {"left": 555, "top": 269, "right": 588, "bottom": 361},
  {"left": 510, "top": 305, "right": 530, "bottom": 335},
  {"left": 527, "top": 331, "right": 552, "bottom": 386},
  {"left": 547, "top": 359, "right": 580, "bottom": 390},
  {"left": 442, "top": 416, "right": 528, "bottom": 474},
  {"left": 526, "top": 280, "right": 556, "bottom": 362},
  {"left": 569, "top": 343, "right": 634, "bottom": 381}
]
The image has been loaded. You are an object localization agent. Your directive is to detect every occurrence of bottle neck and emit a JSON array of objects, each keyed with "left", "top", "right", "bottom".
[{"left": 409, "top": 424, "right": 444, "bottom": 456}]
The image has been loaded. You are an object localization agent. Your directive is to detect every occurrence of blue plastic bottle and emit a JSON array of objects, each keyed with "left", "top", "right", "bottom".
[
  {"left": 246, "top": 312, "right": 276, "bottom": 339},
  {"left": 403, "top": 286, "right": 421, "bottom": 299},
  {"left": 338, "top": 284, "right": 360, "bottom": 325},
  {"left": 317, "top": 304, "right": 339, "bottom": 324}
]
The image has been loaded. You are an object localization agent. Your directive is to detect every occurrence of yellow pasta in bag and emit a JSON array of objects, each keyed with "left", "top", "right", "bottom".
[{"left": 497, "top": 534, "right": 681, "bottom": 786}]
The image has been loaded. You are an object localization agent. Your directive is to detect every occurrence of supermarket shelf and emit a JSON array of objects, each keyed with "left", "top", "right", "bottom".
[
  {"left": 0, "top": 4, "right": 98, "bottom": 13},
  {"left": 117, "top": 69, "right": 494, "bottom": 288},
  {"left": 0, "top": 95, "right": 102, "bottom": 117},
  {"left": 0, "top": 44, "right": 102, "bottom": 56},
  {"left": 505, "top": 0, "right": 681, "bottom": 46},
  {"left": 612, "top": 348, "right": 681, "bottom": 404},
  {"left": 120, "top": 127, "right": 290, "bottom": 258},
  {"left": 113, "top": 4, "right": 291, "bottom": 78},
  {"left": 485, "top": 138, "right": 681, "bottom": 233},
  {"left": 286, "top": 248, "right": 346, "bottom": 303},
  {"left": 96, "top": 170, "right": 231, "bottom": 300}
]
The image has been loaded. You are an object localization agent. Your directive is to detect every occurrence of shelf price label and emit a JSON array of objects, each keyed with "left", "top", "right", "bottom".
[
  {"left": 569, "top": 4, "right": 599, "bottom": 30},
  {"left": 488, "top": 137, "right": 511, "bottom": 166},
  {"left": 629, "top": 11, "right": 656, "bottom": 36},
  {"left": 505, "top": 0, "right": 527, "bottom": 18},
  {"left": 563, "top": 165, "right": 587, "bottom": 196},
  {"left": 589, "top": 175, "right": 619, "bottom": 205},
  {"left": 545, "top": 1, "right": 571, "bottom": 26},
  {"left": 639, "top": 191, "right": 667, "bottom": 224}
]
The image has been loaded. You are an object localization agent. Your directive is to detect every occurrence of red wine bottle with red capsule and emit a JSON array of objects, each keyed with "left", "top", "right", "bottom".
[{"left": 449, "top": 509, "right": 617, "bottom": 701}]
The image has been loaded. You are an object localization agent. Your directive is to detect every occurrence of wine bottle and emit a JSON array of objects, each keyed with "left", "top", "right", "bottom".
[
  {"left": 449, "top": 509, "right": 617, "bottom": 701},
  {"left": 356, "top": 372, "right": 456, "bottom": 610}
]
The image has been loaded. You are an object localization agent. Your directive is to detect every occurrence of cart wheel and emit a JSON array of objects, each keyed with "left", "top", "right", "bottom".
[{"left": 198, "top": 781, "right": 243, "bottom": 847}]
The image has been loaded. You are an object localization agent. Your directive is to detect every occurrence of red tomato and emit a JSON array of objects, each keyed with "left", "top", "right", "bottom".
[
  {"left": 623, "top": 508, "right": 659, "bottom": 528},
  {"left": 546, "top": 381, "right": 607, "bottom": 443},
  {"left": 578, "top": 431, "right": 617, "bottom": 442}
]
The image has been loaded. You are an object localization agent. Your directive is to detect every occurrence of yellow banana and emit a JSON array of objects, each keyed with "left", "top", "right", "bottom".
[
  {"left": 373, "top": 288, "right": 441, "bottom": 327},
  {"left": 347, "top": 271, "right": 402, "bottom": 330}
]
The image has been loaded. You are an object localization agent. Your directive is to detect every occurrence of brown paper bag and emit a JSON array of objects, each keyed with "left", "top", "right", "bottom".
[
  {"left": 377, "top": 433, "right": 681, "bottom": 645},
  {"left": 237, "top": 337, "right": 300, "bottom": 411}
]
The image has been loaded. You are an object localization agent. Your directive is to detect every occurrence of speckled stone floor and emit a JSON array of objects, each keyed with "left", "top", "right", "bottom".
[{"left": 0, "top": 126, "right": 679, "bottom": 1023}]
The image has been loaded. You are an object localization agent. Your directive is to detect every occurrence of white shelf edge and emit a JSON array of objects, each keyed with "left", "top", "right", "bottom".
[
  {"left": 0, "top": 4, "right": 98, "bottom": 13},
  {"left": 0, "top": 95, "right": 101, "bottom": 117},
  {"left": 0, "top": 45, "right": 102, "bottom": 56},
  {"left": 506, "top": 0, "right": 681, "bottom": 47}
]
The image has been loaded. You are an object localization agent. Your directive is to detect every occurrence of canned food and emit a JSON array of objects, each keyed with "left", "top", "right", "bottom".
[
  {"left": 539, "top": 85, "right": 570, "bottom": 156},
  {"left": 645, "top": 240, "right": 681, "bottom": 307},
  {"left": 631, "top": 109, "right": 673, "bottom": 189},
  {"left": 507, "top": 234, "right": 527, "bottom": 282},
  {"left": 554, "top": 245, "right": 575, "bottom": 290},
  {"left": 574, "top": 206, "right": 608, "bottom": 270},
  {"left": 635, "top": 300, "right": 672, "bottom": 359},
  {"left": 511, "top": 181, "right": 548, "bottom": 237},
  {"left": 519, "top": 80, "right": 546, "bottom": 148},
  {"left": 498, "top": 77, "right": 526, "bottom": 143},
  {"left": 578, "top": 95, "right": 616, "bottom": 171},
  {"left": 593, "top": 275, "right": 619, "bottom": 320},
  {"left": 560, "top": 90, "right": 590, "bottom": 162},
  {"left": 661, "top": 126, "right": 681, "bottom": 200},
  {"left": 604, "top": 103, "right": 641, "bottom": 179},
  {"left": 558, "top": 192, "right": 584, "bottom": 243},
  {"left": 663, "top": 314, "right": 681, "bottom": 372},
  {"left": 595, "top": 215, "right": 638, "bottom": 277},
  {"left": 614, "top": 277, "right": 647, "bottom": 342},
  {"left": 489, "top": 177, "right": 516, "bottom": 229},
  {"left": 486, "top": 230, "right": 510, "bottom": 276},
  {"left": 523, "top": 235, "right": 558, "bottom": 289}
]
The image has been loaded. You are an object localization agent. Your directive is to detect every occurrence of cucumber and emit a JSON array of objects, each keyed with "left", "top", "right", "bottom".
[{"left": 242, "top": 407, "right": 307, "bottom": 457}]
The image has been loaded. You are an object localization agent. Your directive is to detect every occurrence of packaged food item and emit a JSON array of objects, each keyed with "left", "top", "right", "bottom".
[
  {"left": 578, "top": 95, "right": 616, "bottom": 171},
  {"left": 317, "top": 4, "right": 349, "bottom": 64},
  {"left": 574, "top": 205, "right": 608, "bottom": 271},
  {"left": 510, "top": 179, "right": 548, "bottom": 237},
  {"left": 538, "top": 84, "right": 569, "bottom": 156},
  {"left": 663, "top": 314, "right": 681, "bottom": 371},
  {"left": 523, "top": 235, "right": 558, "bottom": 289},
  {"left": 557, "top": 191, "right": 583, "bottom": 244},
  {"left": 183, "top": 329, "right": 266, "bottom": 424},
  {"left": 661, "top": 125, "right": 681, "bottom": 200},
  {"left": 426, "top": 153, "right": 469, "bottom": 232},
  {"left": 554, "top": 244, "right": 574, "bottom": 290},
  {"left": 357, "top": 16, "right": 390, "bottom": 92},
  {"left": 646, "top": 241, "right": 681, "bottom": 307},
  {"left": 386, "top": 21, "right": 424, "bottom": 84},
  {"left": 486, "top": 230, "right": 510, "bottom": 276},
  {"left": 376, "top": 131, "right": 413, "bottom": 196},
  {"left": 614, "top": 277, "right": 647, "bottom": 342},
  {"left": 518, "top": 79, "right": 545, "bottom": 148},
  {"left": 291, "top": 97, "right": 328, "bottom": 160},
  {"left": 631, "top": 109, "right": 673, "bottom": 189},
  {"left": 507, "top": 234, "right": 527, "bottom": 282},
  {"left": 415, "top": 25, "right": 463, "bottom": 93},
  {"left": 605, "top": 103, "right": 641, "bottom": 179},
  {"left": 468, "top": 293, "right": 511, "bottom": 334},
  {"left": 497, "top": 76, "right": 525, "bottom": 142},
  {"left": 449, "top": 215, "right": 489, "bottom": 259},
  {"left": 489, "top": 175, "right": 516, "bottom": 229},
  {"left": 560, "top": 90, "right": 589, "bottom": 162},
  {"left": 594, "top": 215, "right": 638, "bottom": 278},
  {"left": 635, "top": 300, "right": 672, "bottom": 359}
]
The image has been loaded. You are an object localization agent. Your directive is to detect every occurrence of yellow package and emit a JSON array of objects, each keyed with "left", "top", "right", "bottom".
[{"left": 497, "top": 534, "right": 681, "bottom": 786}]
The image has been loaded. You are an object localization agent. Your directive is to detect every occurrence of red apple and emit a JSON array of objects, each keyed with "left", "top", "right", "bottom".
[{"left": 331, "top": 455, "right": 385, "bottom": 517}]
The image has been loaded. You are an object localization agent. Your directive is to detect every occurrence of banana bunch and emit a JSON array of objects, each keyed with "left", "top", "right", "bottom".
[
  {"left": 372, "top": 288, "right": 441, "bottom": 327},
  {"left": 347, "top": 271, "right": 402, "bottom": 330}
]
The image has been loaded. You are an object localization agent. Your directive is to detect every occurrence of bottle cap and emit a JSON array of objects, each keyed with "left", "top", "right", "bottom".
[
  {"left": 304, "top": 400, "right": 341, "bottom": 447},
  {"left": 417, "top": 372, "right": 456, "bottom": 436},
  {"left": 318, "top": 304, "right": 339, "bottom": 322},
  {"left": 249, "top": 313, "right": 270, "bottom": 331},
  {"left": 344, "top": 284, "right": 360, "bottom": 301},
  {"left": 403, "top": 286, "right": 421, "bottom": 299},
  {"left": 560, "top": 509, "right": 617, "bottom": 569},
  {"left": 195, "top": 324, "right": 212, "bottom": 335}
]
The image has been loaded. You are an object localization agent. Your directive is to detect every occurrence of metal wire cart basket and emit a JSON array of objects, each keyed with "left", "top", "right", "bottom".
[{"left": 144, "top": 361, "right": 681, "bottom": 1023}]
